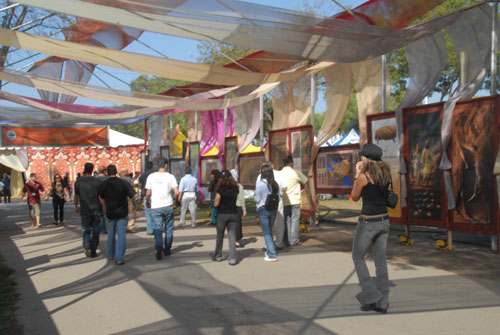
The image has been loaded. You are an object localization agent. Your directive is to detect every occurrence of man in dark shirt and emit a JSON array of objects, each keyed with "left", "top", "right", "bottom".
[
  {"left": 138, "top": 161, "right": 155, "bottom": 235},
  {"left": 98, "top": 164, "right": 136, "bottom": 265},
  {"left": 75, "top": 162, "right": 102, "bottom": 258}
]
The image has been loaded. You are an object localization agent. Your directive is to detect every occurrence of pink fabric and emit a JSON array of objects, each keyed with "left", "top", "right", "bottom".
[{"left": 195, "top": 108, "right": 234, "bottom": 200}]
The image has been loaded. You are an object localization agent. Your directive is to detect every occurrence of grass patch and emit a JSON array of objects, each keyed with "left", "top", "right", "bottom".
[{"left": 0, "top": 255, "right": 22, "bottom": 335}]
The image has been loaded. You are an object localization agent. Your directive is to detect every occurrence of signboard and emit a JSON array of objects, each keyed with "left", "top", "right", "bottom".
[{"left": 1, "top": 127, "right": 108, "bottom": 146}]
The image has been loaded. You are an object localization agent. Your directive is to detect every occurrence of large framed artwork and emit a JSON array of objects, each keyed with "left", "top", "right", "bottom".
[
  {"left": 170, "top": 159, "right": 186, "bottom": 184},
  {"left": 448, "top": 96, "right": 498, "bottom": 235},
  {"left": 224, "top": 136, "right": 238, "bottom": 171},
  {"left": 269, "top": 125, "right": 315, "bottom": 215},
  {"left": 201, "top": 156, "right": 222, "bottom": 186},
  {"left": 160, "top": 145, "right": 170, "bottom": 160},
  {"left": 238, "top": 152, "right": 266, "bottom": 189},
  {"left": 404, "top": 103, "right": 447, "bottom": 228},
  {"left": 269, "top": 130, "right": 289, "bottom": 170},
  {"left": 188, "top": 141, "right": 200, "bottom": 177},
  {"left": 367, "top": 112, "right": 403, "bottom": 222},
  {"left": 315, "top": 144, "right": 360, "bottom": 195}
]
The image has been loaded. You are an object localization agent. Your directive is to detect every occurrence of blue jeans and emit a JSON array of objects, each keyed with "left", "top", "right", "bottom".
[
  {"left": 258, "top": 206, "right": 277, "bottom": 259},
  {"left": 81, "top": 215, "right": 100, "bottom": 251},
  {"left": 143, "top": 199, "right": 154, "bottom": 234},
  {"left": 106, "top": 217, "right": 128, "bottom": 261},
  {"left": 151, "top": 206, "right": 174, "bottom": 255},
  {"left": 352, "top": 217, "right": 390, "bottom": 308}
]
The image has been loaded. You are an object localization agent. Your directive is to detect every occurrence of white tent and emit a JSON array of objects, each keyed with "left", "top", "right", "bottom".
[
  {"left": 321, "top": 128, "right": 360, "bottom": 147},
  {"left": 109, "top": 128, "right": 144, "bottom": 147}
]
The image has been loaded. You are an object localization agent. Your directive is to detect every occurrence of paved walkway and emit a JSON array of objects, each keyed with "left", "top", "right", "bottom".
[{"left": 1, "top": 200, "right": 499, "bottom": 335}]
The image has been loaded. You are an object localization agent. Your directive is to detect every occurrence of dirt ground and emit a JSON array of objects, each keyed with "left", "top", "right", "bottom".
[{"left": 238, "top": 199, "right": 500, "bottom": 281}]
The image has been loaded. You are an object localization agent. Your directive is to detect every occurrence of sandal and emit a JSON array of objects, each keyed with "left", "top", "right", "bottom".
[{"left": 52, "top": 221, "right": 58, "bottom": 225}]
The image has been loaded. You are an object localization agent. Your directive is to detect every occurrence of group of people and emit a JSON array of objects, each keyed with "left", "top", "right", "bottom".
[
  {"left": 18, "top": 142, "right": 393, "bottom": 314},
  {"left": 0, "top": 173, "right": 11, "bottom": 203}
]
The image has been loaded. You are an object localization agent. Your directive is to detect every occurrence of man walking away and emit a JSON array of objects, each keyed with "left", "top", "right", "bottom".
[
  {"left": 281, "top": 156, "right": 308, "bottom": 246},
  {"left": 145, "top": 159, "right": 179, "bottom": 260},
  {"left": 178, "top": 166, "right": 198, "bottom": 228},
  {"left": 98, "top": 165, "right": 136, "bottom": 265},
  {"left": 1, "top": 173, "right": 11, "bottom": 203},
  {"left": 75, "top": 163, "right": 102, "bottom": 258},
  {"left": 139, "top": 161, "right": 155, "bottom": 235},
  {"left": 22, "top": 173, "right": 48, "bottom": 228}
]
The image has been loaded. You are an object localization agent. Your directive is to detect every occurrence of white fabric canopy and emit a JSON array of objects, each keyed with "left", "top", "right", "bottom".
[
  {"left": 0, "top": 149, "right": 27, "bottom": 172},
  {"left": 109, "top": 129, "right": 144, "bottom": 147},
  {"left": 16, "top": 0, "right": 467, "bottom": 62},
  {"left": 0, "top": 29, "right": 332, "bottom": 86}
]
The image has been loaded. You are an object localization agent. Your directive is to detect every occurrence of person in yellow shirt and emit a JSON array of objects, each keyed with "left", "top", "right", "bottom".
[{"left": 280, "top": 156, "right": 308, "bottom": 246}]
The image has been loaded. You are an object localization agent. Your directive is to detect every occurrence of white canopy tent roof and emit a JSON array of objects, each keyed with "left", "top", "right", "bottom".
[{"left": 108, "top": 128, "right": 144, "bottom": 147}]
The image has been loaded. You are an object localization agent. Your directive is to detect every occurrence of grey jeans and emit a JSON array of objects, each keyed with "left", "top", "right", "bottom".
[
  {"left": 214, "top": 213, "right": 238, "bottom": 261},
  {"left": 284, "top": 204, "right": 301, "bottom": 246},
  {"left": 352, "top": 216, "right": 390, "bottom": 308}
]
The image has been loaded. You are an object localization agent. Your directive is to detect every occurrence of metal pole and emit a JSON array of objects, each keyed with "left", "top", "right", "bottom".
[
  {"left": 194, "top": 110, "right": 198, "bottom": 142},
  {"left": 381, "top": 55, "right": 387, "bottom": 113},
  {"left": 310, "top": 75, "right": 316, "bottom": 135},
  {"left": 259, "top": 96, "right": 264, "bottom": 151},
  {"left": 169, "top": 114, "right": 173, "bottom": 160},
  {"left": 491, "top": 0, "right": 498, "bottom": 95},
  {"left": 223, "top": 108, "right": 228, "bottom": 158}
]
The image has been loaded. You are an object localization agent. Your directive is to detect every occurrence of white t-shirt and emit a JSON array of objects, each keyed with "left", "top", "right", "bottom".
[{"left": 145, "top": 172, "right": 178, "bottom": 209}]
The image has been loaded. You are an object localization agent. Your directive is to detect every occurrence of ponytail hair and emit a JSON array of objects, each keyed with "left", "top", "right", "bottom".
[{"left": 261, "top": 166, "right": 279, "bottom": 194}]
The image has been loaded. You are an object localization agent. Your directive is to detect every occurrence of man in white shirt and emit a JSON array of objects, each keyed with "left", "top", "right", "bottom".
[
  {"left": 178, "top": 166, "right": 198, "bottom": 228},
  {"left": 281, "top": 156, "right": 308, "bottom": 246},
  {"left": 145, "top": 159, "right": 179, "bottom": 260},
  {"left": 256, "top": 161, "right": 287, "bottom": 249}
]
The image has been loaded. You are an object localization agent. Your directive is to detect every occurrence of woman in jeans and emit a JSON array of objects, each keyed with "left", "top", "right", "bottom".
[
  {"left": 254, "top": 166, "right": 280, "bottom": 262},
  {"left": 50, "top": 174, "right": 70, "bottom": 225},
  {"left": 210, "top": 170, "right": 239, "bottom": 265},
  {"left": 351, "top": 143, "right": 391, "bottom": 314}
]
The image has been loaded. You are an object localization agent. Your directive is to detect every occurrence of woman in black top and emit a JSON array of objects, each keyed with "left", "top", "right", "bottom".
[
  {"left": 49, "top": 174, "right": 70, "bottom": 225},
  {"left": 208, "top": 169, "right": 221, "bottom": 225},
  {"left": 210, "top": 170, "right": 239, "bottom": 265},
  {"left": 350, "top": 143, "right": 391, "bottom": 314}
]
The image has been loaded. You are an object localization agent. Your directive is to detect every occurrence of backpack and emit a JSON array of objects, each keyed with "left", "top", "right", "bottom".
[{"left": 264, "top": 192, "right": 279, "bottom": 211}]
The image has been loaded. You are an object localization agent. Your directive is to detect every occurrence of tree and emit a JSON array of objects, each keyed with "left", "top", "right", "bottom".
[
  {"left": 113, "top": 75, "right": 190, "bottom": 138},
  {"left": 196, "top": 42, "right": 254, "bottom": 66},
  {"left": 0, "top": 2, "right": 72, "bottom": 88}
]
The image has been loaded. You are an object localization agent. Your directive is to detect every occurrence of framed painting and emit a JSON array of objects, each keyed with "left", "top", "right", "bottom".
[
  {"left": 188, "top": 141, "right": 200, "bottom": 177},
  {"left": 367, "top": 112, "right": 403, "bottom": 222},
  {"left": 448, "top": 96, "right": 498, "bottom": 235},
  {"left": 403, "top": 103, "right": 447, "bottom": 228},
  {"left": 170, "top": 159, "right": 186, "bottom": 184},
  {"left": 269, "top": 125, "right": 315, "bottom": 214},
  {"left": 160, "top": 145, "right": 170, "bottom": 160},
  {"left": 238, "top": 152, "right": 266, "bottom": 189},
  {"left": 315, "top": 144, "right": 360, "bottom": 195},
  {"left": 201, "top": 156, "right": 222, "bottom": 186},
  {"left": 224, "top": 136, "right": 238, "bottom": 171}
]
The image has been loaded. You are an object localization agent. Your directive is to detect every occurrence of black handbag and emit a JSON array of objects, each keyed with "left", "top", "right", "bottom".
[{"left": 386, "top": 177, "right": 398, "bottom": 209}]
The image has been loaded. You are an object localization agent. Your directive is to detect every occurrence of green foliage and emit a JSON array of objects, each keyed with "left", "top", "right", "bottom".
[
  {"left": 338, "top": 93, "right": 359, "bottom": 135},
  {"left": 123, "top": 75, "right": 190, "bottom": 136},
  {"left": 196, "top": 42, "right": 255, "bottom": 66}
]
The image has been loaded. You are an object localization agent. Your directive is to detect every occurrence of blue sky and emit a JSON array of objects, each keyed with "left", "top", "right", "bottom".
[{"left": 0, "top": 0, "right": 381, "bottom": 114}]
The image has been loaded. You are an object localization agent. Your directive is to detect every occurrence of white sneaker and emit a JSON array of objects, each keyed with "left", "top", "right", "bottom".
[{"left": 264, "top": 255, "right": 277, "bottom": 262}]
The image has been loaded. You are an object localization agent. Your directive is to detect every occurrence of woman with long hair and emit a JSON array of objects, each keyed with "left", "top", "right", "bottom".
[
  {"left": 254, "top": 165, "right": 280, "bottom": 262},
  {"left": 210, "top": 170, "right": 240, "bottom": 265},
  {"left": 350, "top": 143, "right": 392, "bottom": 314},
  {"left": 50, "top": 174, "right": 70, "bottom": 225},
  {"left": 208, "top": 169, "right": 222, "bottom": 225}
]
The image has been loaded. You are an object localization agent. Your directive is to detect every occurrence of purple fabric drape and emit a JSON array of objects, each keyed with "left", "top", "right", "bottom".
[{"left": 196, "top": 108, "right": 234, "bottom": 200}]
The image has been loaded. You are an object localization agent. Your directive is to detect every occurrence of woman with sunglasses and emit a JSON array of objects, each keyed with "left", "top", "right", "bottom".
[{"left": 50, "top": 174, "right": 70, "bottom": 225}]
